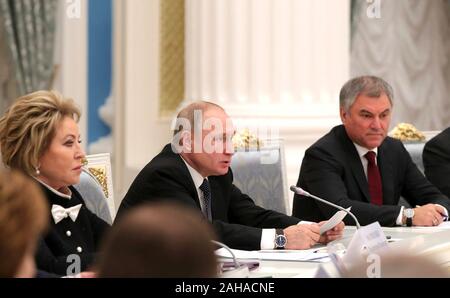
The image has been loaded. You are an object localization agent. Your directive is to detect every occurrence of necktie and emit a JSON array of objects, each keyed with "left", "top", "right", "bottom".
[
  {"left": 51, "top": 204, "right": 82, "bottom": 224},
  {"left": 199, "top": 179, "right": 212, "bottom": 221},
  {"left": 364, "top": 151, "right": 383, "bottom": 206}
]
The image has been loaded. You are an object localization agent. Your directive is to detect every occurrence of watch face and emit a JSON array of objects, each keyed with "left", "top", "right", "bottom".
[
  {"left": 275, "top": 235, "right": 287, "bottom": 248},
  {"left": 404, "top": 208, "right": 414, "bottom": 218}
]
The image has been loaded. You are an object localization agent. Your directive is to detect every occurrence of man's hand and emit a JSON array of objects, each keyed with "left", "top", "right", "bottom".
[
  {"left": 317, "top": 221, "right": 345, "bottom": 243},
  {"left": 412, "top": 204, "right": 446, "bottom": 226},
  {"left": 283, "top": 224, "right": 320, "bottom": 250}
]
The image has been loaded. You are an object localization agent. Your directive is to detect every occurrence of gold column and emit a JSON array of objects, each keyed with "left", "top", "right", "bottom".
[{"left": 159, "top": 0, "right": 185, "bottom": 116}]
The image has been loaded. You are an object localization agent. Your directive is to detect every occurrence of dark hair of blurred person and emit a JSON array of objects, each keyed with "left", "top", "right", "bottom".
[
  {"left": 0, "top": 170, "right": 48, "bottom": 277},
  {"left": 96, "top": 202, "right": 218, "bottom": 277}
]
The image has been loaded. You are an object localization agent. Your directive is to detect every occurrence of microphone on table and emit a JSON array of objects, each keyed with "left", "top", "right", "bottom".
[
  {"left": 211, "top": 240, "right": 259, "bottom": 278},
  {"left": 290, "top": 185, "right": 361, "bottom": 229},
  {"left": 211, "top": 240, "right": 241, "bottom": 269}
]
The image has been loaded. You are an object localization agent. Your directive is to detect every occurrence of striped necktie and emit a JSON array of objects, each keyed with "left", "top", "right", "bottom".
[{"left": 199, "top": 179, "right": 212, "bottom": 221}]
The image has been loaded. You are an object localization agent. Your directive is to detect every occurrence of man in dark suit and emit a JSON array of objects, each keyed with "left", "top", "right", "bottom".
[
  {"left": 292, "top": 76, "right": 450, "bottom": 227},
  {"left": 118, "top": 102, "right": 344, "bottom": 250},
  {"left": 423, "top": 127, "right": 450, "bottom": 199}
]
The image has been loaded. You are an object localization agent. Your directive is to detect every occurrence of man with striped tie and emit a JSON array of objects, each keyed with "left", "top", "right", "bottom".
[{"left": 118, "top": 101, "right": 344, "bottom": 250}]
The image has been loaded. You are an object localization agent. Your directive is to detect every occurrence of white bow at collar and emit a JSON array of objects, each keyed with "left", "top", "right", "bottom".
[{"left": 51, "top": 204, "right": 82, "bottom": 224}]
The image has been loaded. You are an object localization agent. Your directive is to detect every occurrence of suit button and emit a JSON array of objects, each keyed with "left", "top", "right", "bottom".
[
  {"left": 66, "top": 231, "right": 71, "bottom": 237},
  {"left": 77, "top": 246, "right": 82, "bottom": 253}
]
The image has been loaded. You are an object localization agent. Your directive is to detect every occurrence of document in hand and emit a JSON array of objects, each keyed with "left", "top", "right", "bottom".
[{"left": 319, "top": 208, "right": 350, "bottom": 235}]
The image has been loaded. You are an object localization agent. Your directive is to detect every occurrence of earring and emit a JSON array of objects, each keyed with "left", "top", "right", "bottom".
[{"left": 35, "top": 167, "right": 40, "bottom": 176}]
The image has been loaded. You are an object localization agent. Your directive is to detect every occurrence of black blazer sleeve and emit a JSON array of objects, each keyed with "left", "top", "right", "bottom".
[
  {"left": 35, "top": 239, "right": 96, "bottom": 276},
  {"left": 399, "top": 144, "right": 450, "bottom": 209},
  {"left": 423, "top": 129, "right": 450, "bottom": 199},
  {"left": 212, "top": 183, "right": 300, "bottom": 250},
  {"left": 120, "top": 168, "right": 300, "bottom": 250},
  {"left": 85, "top": 208, "right": 110, "bottom": 247},
  {"left": 118, "top": 146, "right": 301, "bottom": 251}
]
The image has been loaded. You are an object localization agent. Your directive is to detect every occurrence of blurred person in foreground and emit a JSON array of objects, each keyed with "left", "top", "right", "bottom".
[
  {"left": 341, "top": 253, "right": 448, "bottom": 278},
  {"left": 0, "top": 170, "right": 48, "bottom": 278},
  {"left": 96, "top": 202, "right": 218, "bottom": 277}
]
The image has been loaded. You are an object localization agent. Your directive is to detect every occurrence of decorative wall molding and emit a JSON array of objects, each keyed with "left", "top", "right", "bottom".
[
  {"left": 184, "top": 0, "right": 350, "bottom": 192},
  {"left": 113, "top": 0, "right": 173, "bottom": 202},
  {"left": 159, "top": 0, "right": 185, "bottom": 116}
]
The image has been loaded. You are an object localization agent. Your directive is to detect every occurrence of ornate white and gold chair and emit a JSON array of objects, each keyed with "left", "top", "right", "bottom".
[
  {"left": 390, "top": 123, "right": 440, "bottom": 173},
  {"left": 390, "top": 124, "right": 440, "bottom": 208},
  {"left": 230, "top": 132, "right": 290, "bottom": 215},
  {"left": 74, "top": 153, "right": 115, "bottom": 224}
]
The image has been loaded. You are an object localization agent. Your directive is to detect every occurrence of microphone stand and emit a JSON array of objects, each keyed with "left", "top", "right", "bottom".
[{"left": 290, "top": 186, "right": 361, "bottom": 229}]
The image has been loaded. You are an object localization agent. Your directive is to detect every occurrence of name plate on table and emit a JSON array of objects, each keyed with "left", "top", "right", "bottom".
[{"left": 316, "top": 222, "right": 389, "bottom": 277}]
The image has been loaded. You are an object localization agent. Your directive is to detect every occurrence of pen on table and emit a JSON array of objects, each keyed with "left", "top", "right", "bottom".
[{"left": 313, "top": 248, "right": 328, "bottom": 253}]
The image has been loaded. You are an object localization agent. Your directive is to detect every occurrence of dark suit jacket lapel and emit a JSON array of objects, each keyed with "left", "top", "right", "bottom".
[
  {"left": 208, "top": 173, "right": 233, "bottom": 221},
  {"left": 208, "top": 177, "right": 226, "bottom": 220},
  {"left": 338, "top": 126, "right": 371, "bottom": 202},
  {"left": 164, "top": 145, "right": 202, "bottom": 209},
  {"left": 377, "top": 142, "right": 395, "bottom": 205}
]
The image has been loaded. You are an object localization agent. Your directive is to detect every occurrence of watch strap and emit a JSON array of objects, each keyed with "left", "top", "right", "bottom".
[
  {"left": 275, "top": 229, "right": 286, "bottom": 249},
  {"left": 406, "top": 216, "right": 413, "bottom": 227}
]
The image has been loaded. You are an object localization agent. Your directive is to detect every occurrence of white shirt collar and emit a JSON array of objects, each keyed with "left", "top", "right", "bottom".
[
  {"left": 180, "top": 156, "right": 206, "bottom": 189},
  {"left": 33, "top": 177, "right": 72, "bottom": 199},
  {"left": 353, "top": 142, "right": 378, "bottom": 159}
]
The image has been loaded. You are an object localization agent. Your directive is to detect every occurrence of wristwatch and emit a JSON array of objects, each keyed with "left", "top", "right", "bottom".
[
  {"left": 403, "top": 208, "right": 415, "bottom": 227},
  {"left": 274, "top": 229, "right": 287, "bottom": 249}
]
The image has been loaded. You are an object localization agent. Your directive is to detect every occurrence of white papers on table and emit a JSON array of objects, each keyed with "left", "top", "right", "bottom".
[
  {"left": 414, "top": 221, "right": 450, "bottom": 229},
  {"left": 438, "top": 222, "right": 450, "bottom": 228},
  {"left": 215, "top": 247, "right": 330, "bottom": 263},
  {"left": 381, "top": 221, "right": 450, "bottom": 234}
]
